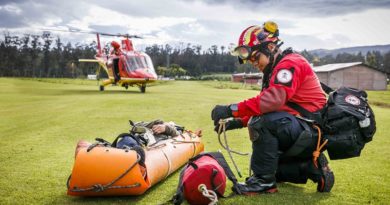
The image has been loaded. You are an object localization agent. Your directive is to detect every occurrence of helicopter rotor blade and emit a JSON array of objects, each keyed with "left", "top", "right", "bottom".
[
  {"left": 40, "top": 27, "right": 143, "bottom": 39},
  {"left": 98, "top": 32, "right": 143, "bottom": 39}
]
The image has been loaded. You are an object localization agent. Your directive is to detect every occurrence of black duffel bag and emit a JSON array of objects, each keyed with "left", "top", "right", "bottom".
[{"left": 322, "top": 87, "right": 376, "bottom": 160}]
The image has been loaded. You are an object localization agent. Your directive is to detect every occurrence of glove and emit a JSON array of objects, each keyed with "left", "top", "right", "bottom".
[
  {"left": 211, "top": 105, "right": 233, "bottom": 126},
  {"left": 214, "top": 118, "right": 243, "bottom": 133}
]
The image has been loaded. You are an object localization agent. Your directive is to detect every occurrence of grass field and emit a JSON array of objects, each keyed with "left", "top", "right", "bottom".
[{"left": 0, "top": 78, "right": 389, "bottom": 204}]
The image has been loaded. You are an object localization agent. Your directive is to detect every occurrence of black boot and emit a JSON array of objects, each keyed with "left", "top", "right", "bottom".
[
  {"left": 307, "top": 153, "right": 335, "bottom": 192},
  {"left": 233, "top": 174, "right": 278, "bottom": 195}
]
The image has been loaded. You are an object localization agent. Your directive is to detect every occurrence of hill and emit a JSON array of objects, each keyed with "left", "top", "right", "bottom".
[{"left": 309, "top": 44, "right": 390, "bottom": 57}]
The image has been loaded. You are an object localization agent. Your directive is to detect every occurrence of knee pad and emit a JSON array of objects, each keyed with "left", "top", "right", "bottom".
[{"left": 276, "top": 161, "right": 309, "bottom": 184}]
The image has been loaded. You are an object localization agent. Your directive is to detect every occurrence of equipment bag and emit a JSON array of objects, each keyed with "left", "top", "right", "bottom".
[
  {"left": 288, "top": 85, "right": 376, "bottom": 160},
  {"left": 172, "top": 152, "right": 240, "bottom": 205},
  {"left": 322, "top": 86, "right": 376, "bottom": 160}
]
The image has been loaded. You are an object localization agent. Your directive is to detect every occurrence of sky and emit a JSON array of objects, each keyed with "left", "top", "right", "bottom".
[{"left": 1, "top": 0, "right": 390, "bottom": 51}]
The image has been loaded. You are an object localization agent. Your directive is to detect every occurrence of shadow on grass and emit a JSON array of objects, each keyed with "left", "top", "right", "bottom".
[
  {"left": 47, "top": 170, "right": 332, "bottom": 205},
  {"left": 276, "top": 182, "right": 332, "bottom": 202},
  {"left": 218, "top": 182, "right": 332, "bottom": 204},
  {"left": 55, "top": 173, "right": 178, "bottom": 205},
  {"left": 29, "top": 88, "right": 150, "bottom": 97},
  {"left": 60, "top": 89, "right": 144, "bottom": 95}
]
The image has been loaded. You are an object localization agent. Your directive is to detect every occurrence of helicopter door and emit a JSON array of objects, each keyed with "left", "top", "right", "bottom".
[{"left": 113, "top": 58, "right": 121, "bottom": 82}]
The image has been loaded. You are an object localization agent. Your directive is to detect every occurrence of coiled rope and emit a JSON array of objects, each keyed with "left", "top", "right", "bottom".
[
  {"left": 198, "top": 184, "right": 218, "bottom": 205},
  {"left": 217, "top": 118, "right": 249, "bottom": 178}
]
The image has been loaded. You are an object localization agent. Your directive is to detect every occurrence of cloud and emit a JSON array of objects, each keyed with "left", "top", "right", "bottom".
[
  {"left": 0, "top": 4, "right": 25, "bottom": 27},
  {"left": 194, "top": 0, "right": 390, "bottom": 17},
  {"left": 1, "top": 0, "right": 390, "bottom": 51}
]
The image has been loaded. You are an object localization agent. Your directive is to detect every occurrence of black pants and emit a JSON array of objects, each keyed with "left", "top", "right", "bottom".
[
  {"left": 113, "top": 58, "right": 120, "bottom": 82},
  {"left": 248, "top": 112, "right": 314, "bottom": 178}
]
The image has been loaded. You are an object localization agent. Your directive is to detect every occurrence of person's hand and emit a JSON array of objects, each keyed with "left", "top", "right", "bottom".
[
  {"left": 211, "top": 105, "right": 233, "bottom": 125},
  {"left": 214, "top": 118, "right": 243, "bottom": 133},
  {"left": 152, "top": 124, "right": 166, "bottom": 134}
]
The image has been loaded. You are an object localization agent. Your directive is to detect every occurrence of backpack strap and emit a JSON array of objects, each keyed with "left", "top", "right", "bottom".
[
  {"left": 286, "top": 101, "right": 317, "bottom": 121},
  {"left": 286, "top": 82, "right": 333, "bottom": 124},
  {"left": 320, "top": 82, "right": 334, "bottom": 94}
]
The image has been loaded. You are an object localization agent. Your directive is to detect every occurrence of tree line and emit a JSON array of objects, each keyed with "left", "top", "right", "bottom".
[
  {"left": 0, "top": 32, "right": 389, "bottom": 78},
  {"left": 0, "top": 32, "right": 98, "bottom": 78}
]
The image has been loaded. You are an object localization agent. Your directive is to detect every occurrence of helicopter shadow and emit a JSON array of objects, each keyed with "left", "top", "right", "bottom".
[{"left": 59, "top": 88, "right": 147, "bottom": 96}]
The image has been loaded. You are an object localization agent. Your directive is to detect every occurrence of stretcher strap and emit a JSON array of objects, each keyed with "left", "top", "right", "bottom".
[
  {"left": 171, "top": 139, "right": 201, "bottom": 157},
  {"left": 146, "top": 143, "right": 166, "bottom": 151},
  {"left": 69, "top": 154, "right": 141, "bottom": 192},
  {"left": 161, "top": 149, "right": 172, "bottom": 179},
  {"left": 312, "top": 125, "right": 328, "bottom": 168},
  {"left": 184, "top": 130, "right": 200, "bottom": 138}
]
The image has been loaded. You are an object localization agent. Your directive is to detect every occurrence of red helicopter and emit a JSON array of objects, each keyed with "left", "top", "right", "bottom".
[{"left": 79, "top": 32, "right": 157, "bottom": 93}]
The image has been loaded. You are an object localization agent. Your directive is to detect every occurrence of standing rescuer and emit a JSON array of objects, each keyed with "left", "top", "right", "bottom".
[{"left": 211, "top": 21, "right": 334, "bottom": 195}]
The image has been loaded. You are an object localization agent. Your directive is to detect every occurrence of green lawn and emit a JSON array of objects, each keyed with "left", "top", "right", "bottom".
[{"left": 0, "top": 78, "right": 389, "bottom": 204}]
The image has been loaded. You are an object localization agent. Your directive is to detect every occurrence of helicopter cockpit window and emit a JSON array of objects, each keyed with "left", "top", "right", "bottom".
[
  {"left": 142, "top": 53, "right": 157, "bottom": 77},
  {"left": 123, "top": 55, "right": 151, "bottom": 71},
  {"left": 123, "top": 55, "right": 137, "bottom": 71},
  {"left": 135, "top": 56, "right": 148, "bottom": 68}
]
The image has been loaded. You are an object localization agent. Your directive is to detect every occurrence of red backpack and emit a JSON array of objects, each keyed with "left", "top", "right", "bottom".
[{"left": 172, "top": 152, "right": 240, "bottom": 205}]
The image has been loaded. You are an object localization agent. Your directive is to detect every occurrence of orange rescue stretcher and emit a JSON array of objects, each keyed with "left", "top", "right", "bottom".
[{"left": 67, "top": 131, "right": 204, "bottom": 196}]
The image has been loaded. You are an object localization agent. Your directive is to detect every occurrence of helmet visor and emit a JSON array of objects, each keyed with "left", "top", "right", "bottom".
[
  {"left": 236, "top": 46, "right": 251, "bottom": 59},
  {"left": 232, "top": 44, "right": 263, "bottom": 61}
]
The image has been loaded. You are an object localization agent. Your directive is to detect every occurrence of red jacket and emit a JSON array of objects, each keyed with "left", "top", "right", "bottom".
[{"left": 236, "top": 53, "right": 326, "bottom": 126}]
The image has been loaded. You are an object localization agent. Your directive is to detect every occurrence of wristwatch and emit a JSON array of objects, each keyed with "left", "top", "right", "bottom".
[{"left": 229, "top": 104, "right": 239, "bottom": 117}]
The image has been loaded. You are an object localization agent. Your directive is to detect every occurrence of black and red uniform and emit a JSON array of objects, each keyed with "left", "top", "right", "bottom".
[
  {"left": 235, "top": 52, "right": 326, "bottom": 126},
  {"left": 234, "top": 52, "right": 326, "bottom": 177}
]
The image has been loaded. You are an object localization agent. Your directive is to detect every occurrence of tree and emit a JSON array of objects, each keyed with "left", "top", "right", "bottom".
[
  {"left": 30, "top": 35, "right": 41, "bottom": 77},
  {"left": 383, "top": 51, "right": 390, "bottom": 74},
  {"left": 53, "top": 36, "right": 63, "bottom": 77},
  {"left": 156, "top": 66, "right": 168, "bottom": 76},
  {"left": 20, "top": 34, "right": 31, "bottom": 76},
  {"left": 169, "top": 64, "right": 187, "bottom": 77},
  {"left": 41, "top": 32, "right": 53, "bottom": 77},
  {"left": 373, "top": 51, "right": 384, "bottom": 71},
  {"left": 365, "top": 51, "right": 377, "bottom": 68}
]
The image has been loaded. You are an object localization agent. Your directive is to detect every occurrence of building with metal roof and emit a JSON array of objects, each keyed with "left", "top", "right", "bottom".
[
  {"left": 313, "top": 62, "right": 387, "bottom": 90},
  {"left": 232, "top": 72, "right": 263, "bottom": 85}
]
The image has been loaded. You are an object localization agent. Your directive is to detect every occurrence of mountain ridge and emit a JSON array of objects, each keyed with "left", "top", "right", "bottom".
[{"left": 307, "top": 44, "right": 390, "bottom": 57}]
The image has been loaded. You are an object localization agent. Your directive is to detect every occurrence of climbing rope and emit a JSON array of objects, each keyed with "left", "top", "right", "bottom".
[
  {"left": 198, "top": 184, "right": 218, "bottom": 205},
  {"left": 217, "top": 118, "right": 249, "bottom": 178},
  {"left": 312, "top": 125, "right": 328, "bottom": 168}
]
